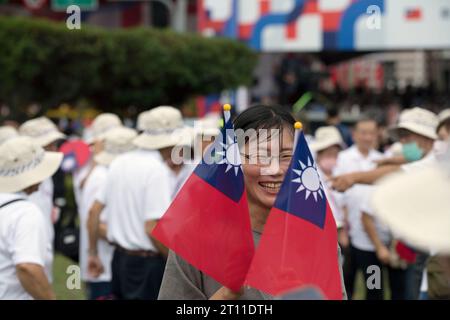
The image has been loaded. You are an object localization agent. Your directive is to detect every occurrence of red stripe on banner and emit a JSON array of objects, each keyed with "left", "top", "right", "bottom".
[
  {"left": 303, "top": 0, "right": 318, "bottom": 13},
  {"left": 286, "top": 21, "right": 297, "bottom": 40},
  {"left": 260, "top": 0, "right": 270, "bottom": 15},
  {"left": 406, "top": 8, "right": 422, "bottom": 20},
  {"left": 239, "top": 24, "right": 253, "bottom": 39},
  {"left": 322, "top": 12, "right": 342, "bottom": 31},
  {"left": 198, "top": 0, "right": 206, "bottom": 31}
]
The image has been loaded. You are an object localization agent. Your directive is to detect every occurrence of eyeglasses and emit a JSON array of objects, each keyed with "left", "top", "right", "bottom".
[{"left": 240, "top": 152, "right": 293, "bottom": 166}]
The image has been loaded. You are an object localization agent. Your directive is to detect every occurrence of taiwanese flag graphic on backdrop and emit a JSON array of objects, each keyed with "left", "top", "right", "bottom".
[
  {"left": 152, "top": 106, "right": 254, "bottom": 291},
  {"left": 245, "top": 131, "right": 342, "bottom": 299}
]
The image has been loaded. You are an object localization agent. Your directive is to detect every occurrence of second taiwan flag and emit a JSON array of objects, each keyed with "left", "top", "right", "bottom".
[{"left": 245, "top": 128, "right": 343, "bottom": 299}]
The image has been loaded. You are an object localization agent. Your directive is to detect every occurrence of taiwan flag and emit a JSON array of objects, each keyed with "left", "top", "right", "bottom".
[
  {"left": 151, "top": 107, "right": 254, "bottom": 292},
  {"left": 245, "top": 131, "right": 342, "bottom": 299}
]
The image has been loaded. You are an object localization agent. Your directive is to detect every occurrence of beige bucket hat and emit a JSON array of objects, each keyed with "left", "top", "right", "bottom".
[
  {"left": 0, "top": 126, "right": 19, "bottom": 145},
  {"left": 86, "top": 113, "right": 122, "bottom": 144},
  {"left": 390, "top": 107, "right": 438, "bottom": 140},
  {"left": 310, "top": 126, "right": 345, "bottom": 153},
  {"left": 133, "top": 106, "right": 192, "bottom": 150},
  {"left": 371, "top": 145, "right": 450, "bottom": 253},
  {"left": 0, "top": 136, "right": 63, "bottom": 193},
  {"left": 437, "top": 108, "right": 450, "bottom": 133},
  {"left": 94, "top": 127, "right": 137, "bottom": 166},
  {"left": 19, "top": 117, "right": 66, "bottom": 147}
]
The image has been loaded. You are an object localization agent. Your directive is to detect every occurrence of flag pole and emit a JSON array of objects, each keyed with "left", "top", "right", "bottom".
[
  {"left": 223, "top": 103, "right": 231, "bottom": 123},
  {"left": 293, "top": 121, "right": 303, "bottom": 148},
  {"left": 280, "top": 121, "right": 303, "bottom": 269}
]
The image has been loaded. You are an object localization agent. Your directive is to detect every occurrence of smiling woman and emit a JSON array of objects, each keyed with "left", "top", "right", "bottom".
[{"left": 234, "top": 105, "right": 295, "bottom": 234}]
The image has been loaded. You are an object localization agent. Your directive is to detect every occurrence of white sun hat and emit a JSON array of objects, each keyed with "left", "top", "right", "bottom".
[
  {"left": 136, "top": 110, "right": 151, "bottom": 132},
  {"left": 86, "top": 113, "right": 122, "bottom": 144},
  {"left": 94, "top": 127, "right": 137, "bottom": 166},
  {"left": 371, "top": 148, "right": 450, "bottom": 253},
  {"left": 19, "top": 117, "right": 66, "bottom": 147},
  {"left": 310, "top": 126, "right": 345, "bottom": 153},
  {"left": 133, "top": 106, "right": 193, "bottom": 150},
  {"left": 437, "top": 108, "right": 450, "bottom": 133},
  {"left": 0, "top": 136, "right": 63, "bottom": 193},
  {"left": 390, "top": 107, "right": 438, "bottom": 140},
  {"left": 0, "top": 126, "right": 19, "bottom": 145}
]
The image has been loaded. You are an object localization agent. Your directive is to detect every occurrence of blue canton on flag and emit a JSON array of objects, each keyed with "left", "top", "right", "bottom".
[
  {"left": 194, "top": 111, "right": 245, "bottom": 203},
  {"left": 274, "top": 132, "right": 327, "bottom": 229}
]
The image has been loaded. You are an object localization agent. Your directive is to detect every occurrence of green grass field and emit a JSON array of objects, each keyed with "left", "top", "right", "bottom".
[{"left": 53, "top": 254, "right": 86, "bottom": 300}]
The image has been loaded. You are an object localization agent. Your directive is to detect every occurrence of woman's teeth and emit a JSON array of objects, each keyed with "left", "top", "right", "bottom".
[{"left": 259, "top": 182, "right": 282, "bottom": 192}]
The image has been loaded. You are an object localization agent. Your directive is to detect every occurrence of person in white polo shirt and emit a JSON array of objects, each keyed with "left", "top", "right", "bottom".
[
  {"left": 331, "top": 115, "right": 384, "bottom": 299},
  {"left": 0, "top": 136, "right": 63, "bottom": 299},
  {"left": 0, "top": 126, "right": 18, "bottom": 145},
  {"left": 78, "top": 127, "right": 136, "bottom": 300},
  {"left": 19, "top": 117, "right": 66, "bottom": 281},
  {"left": 87, "top": 106, "right": 188, "bottom": 300}
]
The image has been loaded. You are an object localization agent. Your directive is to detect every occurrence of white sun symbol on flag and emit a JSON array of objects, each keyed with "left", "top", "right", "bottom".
[
  {"left": 216, "top": 134, "right": 241, "bottom": 176},
  {"left": 292, "top": 156, "right": 324, "bottom": 201}
]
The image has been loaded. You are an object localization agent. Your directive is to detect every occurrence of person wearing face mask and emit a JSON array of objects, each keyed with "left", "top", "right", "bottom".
[
  {"left": 330, "top": 107, "right": 439, "bottom": 299},
  {"left": 310, "top": 126, "right": 347, "bottom": 246},
  {"left": 434, "top": 109, "right": 450, "bottom": 155}
]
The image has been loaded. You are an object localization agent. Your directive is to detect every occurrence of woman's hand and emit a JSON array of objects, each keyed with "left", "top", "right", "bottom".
[{"left": 209, "top": 286, "right": 244, "bottom": 300}]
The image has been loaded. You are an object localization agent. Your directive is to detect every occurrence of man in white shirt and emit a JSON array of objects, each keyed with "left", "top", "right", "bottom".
[
  {"left": 331, "top": 116, "right": 383, "bottom": 299},
  {"left": 87, "top": 106, "right": 189, "bottom": 300},
  {"left": 331, "top": 107, "right": 439, "bottom": 300},
  {"left": 356, "top": 185, "right": 407, "bottom": 300},
  {"left": 19, "top": 117, "right": 66, "bottom": 282},
  {"left": 73, "top": 113, "right": 123, "bottom": 300},
  {"left": 0, "top": 136, "right": 63, "bottom": 299}
]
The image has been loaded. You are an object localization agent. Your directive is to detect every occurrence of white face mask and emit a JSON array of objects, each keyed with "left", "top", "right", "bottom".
[{"left": 433, "top": 140, "right": 449, "bottom": 156}]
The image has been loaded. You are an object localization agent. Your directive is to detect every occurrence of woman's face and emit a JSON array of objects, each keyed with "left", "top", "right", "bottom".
[{"left": 241, "top": 126, "right": 294, "bottom": 210}]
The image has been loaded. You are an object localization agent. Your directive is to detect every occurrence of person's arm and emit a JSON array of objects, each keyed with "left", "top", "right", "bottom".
[
  {"left": 87, "top": 200, "right": 105, "bottom": 277},
  {"left": 145, "top": 220, "right": 168, "bottom": 257},
  {"left": 361, "top": 212, "right": 390, "bottom": 264},
  {"left": 16, "top": 263, "right": 55, "bottom": 300},
  {"left": 330, "top": 165, "right": 400, "bottom": 192},
  {"left": 98, "top": 223, "right": 108, "bottom": 240}
]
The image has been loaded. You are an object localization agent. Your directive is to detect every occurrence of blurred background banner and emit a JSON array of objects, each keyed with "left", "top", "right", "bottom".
[{"left": 198, "top": 0, "right": 450, "bottom": 51}]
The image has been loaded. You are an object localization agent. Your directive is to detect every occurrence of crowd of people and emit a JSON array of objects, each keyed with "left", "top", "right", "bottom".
[{"left": 0, "top": 102, "right": 449, "bottom": 300}]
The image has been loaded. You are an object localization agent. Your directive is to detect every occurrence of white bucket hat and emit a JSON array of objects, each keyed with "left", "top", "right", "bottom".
[
  {"left": 371, "top": 148, "right": 450, "bottom": 253},
  {"left": 86, "top": 113, "right": 122, "bottom": 144},
  {"left": 136, "top": 110, "right": 151, "bottom": 132},
  {"left": 19, "top": 117, "right": 66, "bottom": 147},
  {"left": 310, "top": 126, "right": 345, "bottom": 153},
  {"left": 94, "top": 127, "right": 137, "bottom": 166},
  {"left": 437, "top": 108, "right": 450, "bottom": 133},
  {"left": 0, "top": 136, "right": 63, "bottom": 193},
  {"left": 0, "top": 126, "right": 19, "bottom": 145},
  {"left": 390, "top": 107, "right": 438, "bottom": 140},
  {"left": 133, "top": 106, "right": 192, "bottom": 150}
]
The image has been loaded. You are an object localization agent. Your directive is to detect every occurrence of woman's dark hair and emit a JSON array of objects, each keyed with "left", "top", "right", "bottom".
[{"left": 233, "top": 104, "right": 295, "bottom": 133}]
